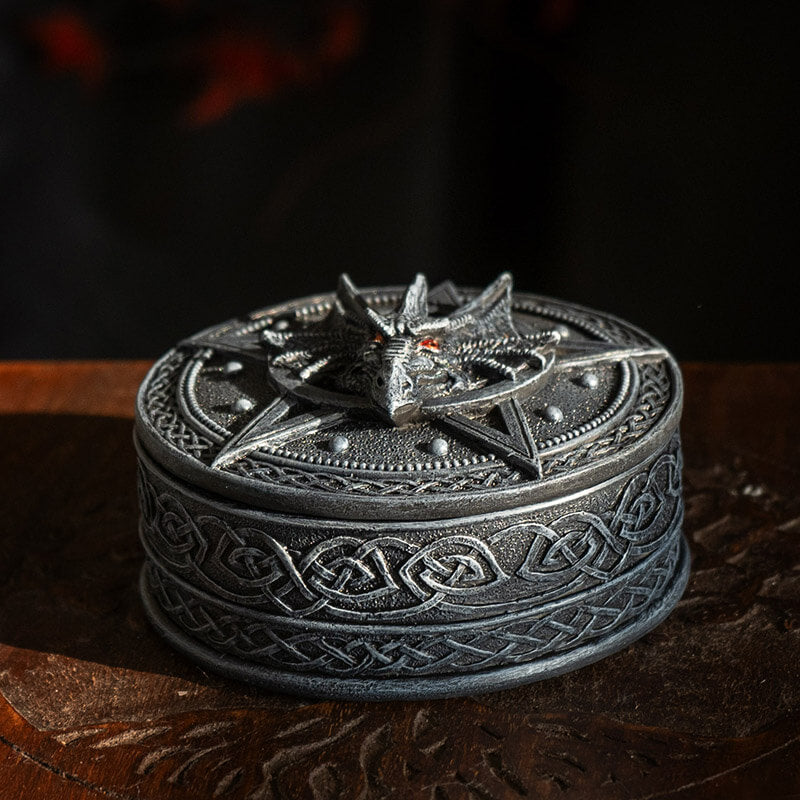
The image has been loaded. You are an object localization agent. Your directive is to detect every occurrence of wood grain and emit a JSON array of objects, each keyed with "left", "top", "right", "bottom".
[{"left": 0, "top": 361, "right": 798, "bottom": 799}]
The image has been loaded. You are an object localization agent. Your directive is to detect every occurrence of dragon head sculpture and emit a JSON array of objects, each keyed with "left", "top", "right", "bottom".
[{"left": 263, "top": 272, "right": 560, "bottom": 425}]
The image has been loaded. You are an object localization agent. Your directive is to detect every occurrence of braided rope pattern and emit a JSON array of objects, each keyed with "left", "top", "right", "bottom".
[
  {"left": 142, "top": 351, "right": 216, "bottom": 462},
  {"left": 516, "top": 299, "right": 651, "bottom": 348},
  {"left": 228, "top": 458, "right": 518, "bottom": 495},
  {"left": 541, "top": 363, "right": 671, "bottom": 477}
]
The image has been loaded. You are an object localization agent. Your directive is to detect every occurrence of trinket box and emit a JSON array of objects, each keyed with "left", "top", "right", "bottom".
[{"left": 135, "top": 273, "right": 688, "bottom": 700}]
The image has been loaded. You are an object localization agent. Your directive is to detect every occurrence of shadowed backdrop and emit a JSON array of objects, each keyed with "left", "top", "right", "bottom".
[{"left": 0, "top": 0, "right": 797, "bottom": 360}]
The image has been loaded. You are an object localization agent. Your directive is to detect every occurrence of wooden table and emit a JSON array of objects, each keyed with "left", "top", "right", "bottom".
[{"left": 1, "top": 362, "right": 799, "bottom": 799}]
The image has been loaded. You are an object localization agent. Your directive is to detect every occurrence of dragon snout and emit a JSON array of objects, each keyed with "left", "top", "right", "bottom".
[{"left": 373, "top": 361, "right": 421, "bottom": 426}]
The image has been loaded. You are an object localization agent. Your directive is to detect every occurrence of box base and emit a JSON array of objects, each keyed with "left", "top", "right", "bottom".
[{"left": 140, "top": 535, "right": 689, "bottom": 701}]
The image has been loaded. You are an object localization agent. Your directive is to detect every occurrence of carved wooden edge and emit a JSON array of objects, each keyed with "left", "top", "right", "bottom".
[
  {"left": 0, "top": 688, "right": 798, "bottom": 800},
  {"left": 1, "top": 362, "right": 799, "bottom": 798}
]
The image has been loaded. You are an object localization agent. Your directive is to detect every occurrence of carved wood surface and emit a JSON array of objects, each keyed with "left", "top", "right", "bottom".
[{"left": 0, "top": 361, "right": 798, "bottom": 799}]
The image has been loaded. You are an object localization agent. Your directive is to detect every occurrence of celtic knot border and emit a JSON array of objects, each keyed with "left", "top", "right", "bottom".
[
  {"left": 141, "top": 351, "right": 216, "bottom": 463},
  {"left": 145, "top": 533, "right": 682, "bottom": 679},
  {"left": 139, "top": 437, "right": 682, "bottom": 623}
]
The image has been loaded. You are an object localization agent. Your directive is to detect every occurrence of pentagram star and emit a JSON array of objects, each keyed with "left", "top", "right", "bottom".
[{"left": 179, "top": 280, "right": 667, "bottom": 478}]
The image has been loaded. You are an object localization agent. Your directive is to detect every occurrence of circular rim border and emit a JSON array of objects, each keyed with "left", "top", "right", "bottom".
[{"left": 135, "top": 290, "right": 682, "bottom": 521}]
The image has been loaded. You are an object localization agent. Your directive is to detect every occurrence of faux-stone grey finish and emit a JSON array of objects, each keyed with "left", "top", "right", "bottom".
[{"left": 135, "top": 274, "right": 687, "bottom": 699}]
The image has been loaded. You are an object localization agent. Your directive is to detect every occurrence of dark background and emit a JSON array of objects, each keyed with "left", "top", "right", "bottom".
[{"left": 1, "top": 0, "right": 797, "bottom": 360}]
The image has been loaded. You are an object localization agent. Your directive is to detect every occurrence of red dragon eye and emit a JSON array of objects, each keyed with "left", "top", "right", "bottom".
[
  {"left": 419, "top": 338, "right": 440, "bottom": 352},
  {"left": 372, "top": 332, "right": 385, "bottom": 344}
]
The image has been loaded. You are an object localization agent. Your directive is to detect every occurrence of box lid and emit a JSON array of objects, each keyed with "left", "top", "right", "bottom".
[{"left": 135, "top": 273, "right": 681, "bottom": 521}]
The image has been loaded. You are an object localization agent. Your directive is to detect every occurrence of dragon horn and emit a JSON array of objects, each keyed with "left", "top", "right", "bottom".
[
  {"left": 337, "top": 273, "right": 393, "bottom": 335},
  {"left": 398, "top": 273, "right": 429, "bottom": 326},
  {"left": 445, "top": 272, "right": 514, "bottom": 330}
]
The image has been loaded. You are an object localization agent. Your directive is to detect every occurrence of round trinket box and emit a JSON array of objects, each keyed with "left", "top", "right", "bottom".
[{"left": 135, "top": 273, "right": 688, "bottom": 700}]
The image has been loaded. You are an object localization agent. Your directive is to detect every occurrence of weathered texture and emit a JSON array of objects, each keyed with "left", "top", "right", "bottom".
[
  {"left": 0, "top": 361, "right": 798, "bottom": 798},
  {"left": 135, "top": 279, "right": 687, "bottom": 698}
]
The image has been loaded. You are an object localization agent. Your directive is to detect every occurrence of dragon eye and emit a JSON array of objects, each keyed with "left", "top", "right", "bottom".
[
  {"left": 419, "top": 338, "right": 440, "bottom": 352},
  {"left": 372, "top": 332, "right": 385, "bottom": 345}
]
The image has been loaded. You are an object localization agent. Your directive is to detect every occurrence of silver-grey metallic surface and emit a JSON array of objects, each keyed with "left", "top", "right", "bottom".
[{"left": 135, "top": 274, "right": 688, "bottom": 699}]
